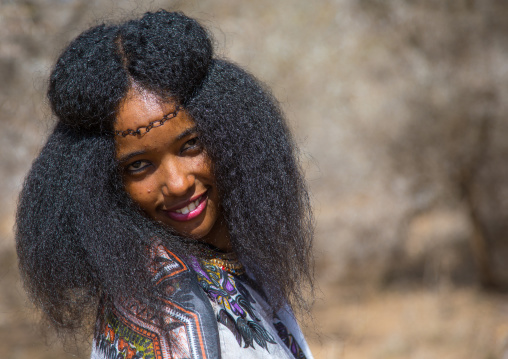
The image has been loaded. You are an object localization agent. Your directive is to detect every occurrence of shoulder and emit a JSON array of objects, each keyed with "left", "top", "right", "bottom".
[{"left": 92, "top": 241, "right": 221, "bottom": 359}]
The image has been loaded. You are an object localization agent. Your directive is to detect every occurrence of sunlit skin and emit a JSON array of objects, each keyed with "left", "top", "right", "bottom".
[{"left": 115, "top": 87, "right": 231, "bottom": 251}]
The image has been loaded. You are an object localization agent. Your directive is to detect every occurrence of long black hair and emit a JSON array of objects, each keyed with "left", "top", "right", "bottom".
[{"left": 16, "top": 10, "right": 313, "bottom": 332}]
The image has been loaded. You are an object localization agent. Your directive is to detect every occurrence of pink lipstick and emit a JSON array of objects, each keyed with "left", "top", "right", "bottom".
[{"left": 164, "top": 192, "right": 208, "bottom": 221}]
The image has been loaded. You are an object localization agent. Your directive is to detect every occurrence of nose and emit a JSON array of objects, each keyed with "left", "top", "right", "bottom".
[{"left": 160, "top": 159, "right": 195, "bottom": 198}]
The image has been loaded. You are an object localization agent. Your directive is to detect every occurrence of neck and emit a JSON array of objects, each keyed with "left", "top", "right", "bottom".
[{"left": 200, "top": 216, "right": 232, "bottom": 252}]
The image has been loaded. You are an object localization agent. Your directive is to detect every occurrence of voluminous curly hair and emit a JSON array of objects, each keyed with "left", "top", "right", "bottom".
[{"left": 16, "top": 10, "right": 313, "bottom": 332}]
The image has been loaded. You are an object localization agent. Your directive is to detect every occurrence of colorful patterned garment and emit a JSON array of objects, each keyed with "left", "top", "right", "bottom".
[{"left": 91, "top": 241, "right": 313, "bottom": 359}]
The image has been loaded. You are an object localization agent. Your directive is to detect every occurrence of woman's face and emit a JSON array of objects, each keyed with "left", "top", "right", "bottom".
[{"left": 114, "top": 88, "right": 230, "bottom": 250}]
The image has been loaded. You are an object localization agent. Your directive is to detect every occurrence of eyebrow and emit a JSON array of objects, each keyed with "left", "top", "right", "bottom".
[
  {"left": 176, "top": 126, "right": 198, "bottom": 141},
  {"left": 117, "top": 126, "right": 199, "bottom": 164},
  {"left": 117, "top": 150, "right": 147, "bottom": 165}
]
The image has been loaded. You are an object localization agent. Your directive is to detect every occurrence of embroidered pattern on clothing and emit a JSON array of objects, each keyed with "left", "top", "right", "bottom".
[
  {"left": 195, "top": 260, "right": 277, "bottom": 350},
  {"left": 94, "top": 243, "right": 212, "bottom": 359},
  {"left": 273, "top": 318, "right": 307, "bottom": 359},
  {"left": 95, "top": 306, "right": 158, "bottom": 359}
]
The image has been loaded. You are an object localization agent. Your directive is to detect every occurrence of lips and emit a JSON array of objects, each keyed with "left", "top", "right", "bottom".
[{"left": 163, "top": 192, "right": 208, "bottom": 221}]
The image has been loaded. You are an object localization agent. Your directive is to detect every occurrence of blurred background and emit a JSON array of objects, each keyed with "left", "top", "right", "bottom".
[{"left": 1, "top": 0, "right": 508, "bottom": 358}]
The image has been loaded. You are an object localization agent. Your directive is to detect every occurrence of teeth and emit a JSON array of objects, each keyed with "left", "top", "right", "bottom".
[{"left": 174, "top": 197, "right": 202, "bottom": 214}]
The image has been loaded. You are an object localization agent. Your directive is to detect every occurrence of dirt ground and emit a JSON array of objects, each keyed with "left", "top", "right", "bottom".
[{"left": 305, "top": 285, "right": 508, "bottom": 359}]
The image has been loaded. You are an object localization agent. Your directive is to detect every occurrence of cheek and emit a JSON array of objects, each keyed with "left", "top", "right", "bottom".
[
  {"left": 124, "top": 181, "right": 157, "bottom": 210},
  {"left": 195, "top": 153, "right": 214, "bottom": 180}
]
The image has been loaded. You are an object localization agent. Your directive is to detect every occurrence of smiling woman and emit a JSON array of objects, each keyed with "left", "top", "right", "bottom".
[
  {"left": 116, "top": 87, "right": 229, "bottom": 250},
  {"left": 15, "top": 10, "right": 314, "bottom": 359}
]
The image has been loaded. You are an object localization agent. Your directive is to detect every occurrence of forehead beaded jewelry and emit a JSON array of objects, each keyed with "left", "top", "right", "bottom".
[{"left": 115, "top": 106, "right": 181, "bottom": 137}]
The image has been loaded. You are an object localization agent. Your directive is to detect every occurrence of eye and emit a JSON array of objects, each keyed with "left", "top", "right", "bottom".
[
  {"left": 181, "top": 137, "right": 201, "bottom": 153},
  {"left": 125, "top": 160, "right": 151, "bottom": 173}
]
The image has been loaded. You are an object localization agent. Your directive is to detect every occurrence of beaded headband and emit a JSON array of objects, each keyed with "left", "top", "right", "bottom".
[{"left": 115, "top": 106, "right": 182, "bottom": 137}]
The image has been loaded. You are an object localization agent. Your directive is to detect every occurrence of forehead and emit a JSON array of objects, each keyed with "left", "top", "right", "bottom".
[
  {"left": 115, "top": 88, "right": 171, "bottom": 131},
  {"left": 114, "top": 88, "right": 195, "bottom": 157}
]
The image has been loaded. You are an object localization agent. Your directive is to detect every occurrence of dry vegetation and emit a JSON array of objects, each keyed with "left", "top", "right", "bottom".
[{"left": 1, "top": 0, "right": 508, "bottom": 358}]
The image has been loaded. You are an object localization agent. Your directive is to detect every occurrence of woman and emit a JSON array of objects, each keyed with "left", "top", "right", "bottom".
[{"left": 16, "top": 10, "right": 314, "bottom": 359}]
